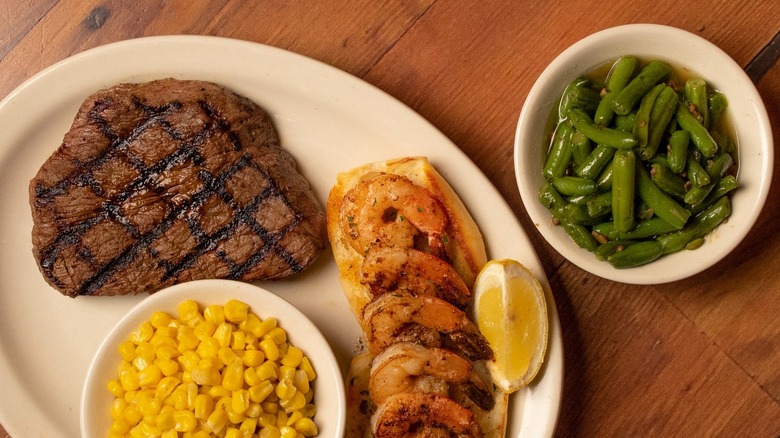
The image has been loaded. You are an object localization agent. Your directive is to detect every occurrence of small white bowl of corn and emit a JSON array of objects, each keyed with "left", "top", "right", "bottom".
[{"left": 81, "top": 279, "right": 345, "bottom": 438}]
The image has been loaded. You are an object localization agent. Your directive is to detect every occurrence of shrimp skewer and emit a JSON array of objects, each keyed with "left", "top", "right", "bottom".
[
  {"left": 360, "top": 246, "right": 472, "bottom": 309},
  {"left": 362, "top": 292, "right": 493, "bottom": 362},
  {"left": 371, "top": 392, "right": 482, "bottom": 437},
  {"left": 370, "top": 342, "right": 495, "bottom": 411},
  {"left": 339, "top": 173, "right": 450, "bottom": 257}
]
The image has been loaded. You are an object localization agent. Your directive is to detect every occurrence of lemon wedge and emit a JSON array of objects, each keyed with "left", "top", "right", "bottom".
[{"left": 473, "top": 259, "right": 548, "bottom": 393}]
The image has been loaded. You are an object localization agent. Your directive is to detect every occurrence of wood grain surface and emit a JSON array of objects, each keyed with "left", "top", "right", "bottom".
[{"left": 1, "top": 1, "right": 779, "bottom": 436}]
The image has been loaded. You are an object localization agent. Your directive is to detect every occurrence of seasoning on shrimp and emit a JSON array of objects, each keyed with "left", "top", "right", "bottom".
[{"left": 371, "top": 392, "right": 482, "bottom": 437}]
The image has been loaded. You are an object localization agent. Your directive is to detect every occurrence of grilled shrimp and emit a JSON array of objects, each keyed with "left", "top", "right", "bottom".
[
  {"left": 339, "top": 173, "right": 450, "bottom": 257},
  {"left": 371, "top": 392, "right": 482, "bottom": 437},
  {"left": 362, "top": 292, "right": 493, "bottom": 362},
  {"left": 369, "top": 342, "right": 495, "bottom": 411},
  {"left": 360, "top": 246, "right": 471, "bottom": 309}
]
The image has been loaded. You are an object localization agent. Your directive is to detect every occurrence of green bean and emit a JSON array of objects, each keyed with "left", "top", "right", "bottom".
[
  {"left": 594, "top": 239, "right": 638, "bottom": 261},
  {"left": 683, "top": 152, "right": 733, "bottom": 205},
  {"left": 675, "top": 102, "right": 719, "bottom": 158},
  {"left": 592, "top": 216, "right": 679, "bottom": 241},
  {"left": 612, "top": 60, "right": 672, "bottom": 115},
  {"left": 559, "top": 78, "right": 599, "bottom": 119},
  {"left": 633, "top": 83, "right": 665, "bottom": 152},
  {"left": 613, "top": 113, "right": 636, "bottom": 132},
  {"left": 586, "top": 191, "right": 612, "bottom": 218},
  {"left": 575, "top": 144, "right": 616, "bottom": 179},
  {"left": 684, "top": 78, "right": 710, "bottom": 128},
  {"left": 596, "top": 159, "right": 614, "bottom": 190},
  {"left": 552, "top": 176, "right": 599, "bottom": 196},
  {"left": 542, "top": 120, "right": 574, "bottom": 180},
  {"left": 562, "top": 203, "right": 608, "bottom": 226},
  {"left": 571, "top": 131, "right": 593, "bottom": 167},
  {"left": 666, "top": 130, "right": 689, "bottom": 174},
  {"left": 690, "top": 175, "right": 738, "bottom": 214},
  {"left": 650, "top": 163, "right": 686, "bottom": 200},
  {"left": 539, "top": 181, "right": 567, "bottom": 211},
  {"left": 708, "top": 91, "right": 728, "bottom": 126},
  {"left": 611, "top": 150, "right": 636, "bottom": 233},
  {"left": 657, "top": 196, "right": 731, "bottom": 254},
  {"left": 607, "top": 240, "right": 664, "bottom": 268},
  {"left": 540, "top": 182, "right": 599, "bottom": 250},
  {"left": 635, "top": 163, "right": 690, "bottom": 229},
  {"left": 686, "top": 151, "right": 710, "bottom": 187},
  {"left": 643, "top": 85, "right": 679, "bottom": 160},
  {"left": 594, "top": 56, "right": 639, "bottom": 125},
  {"left": 568, "top": 108, "right": 638, "bottom": 149}
]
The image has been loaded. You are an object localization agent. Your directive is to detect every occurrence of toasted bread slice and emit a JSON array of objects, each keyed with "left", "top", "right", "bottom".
[{"left": 326, "top": 156, "right": 487, "bottom": 320}]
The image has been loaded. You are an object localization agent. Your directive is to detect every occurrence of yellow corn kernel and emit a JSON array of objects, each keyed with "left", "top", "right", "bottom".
[
  {"left": 303, "top": 389, "right": 314, "bottom": 404},
  {"left": 261, "top": 401, "right": 279, "bottom": 415},
  {"left": 208, "top": 385, "right": 231, "bottom": 400},
  {"left": 149, "top": 310, "right": 173, "bottom": 329},
  {"left": 123, "top": 403, "right": 142, "bottom": 425},
  {"left": 263, "top": 327, "right": 287, "bottom": 345},
  {"left": 107, "top": 379, "right": 125, "bottom": 398},
  {"left": 241, "top": 349, "right": 264, "bottom": 367},
  {"left": 275, "top": 411, "right": 288, "bottom": 428},
  {"left": 214, "top": 322, "right": 234, "bottom": 347},
  {"left": 118, "top": 341, "right": 137, "bottom": 362},
  {"left": 246, "top": 402, "right": 262, "bottom": 418},
  {"left": 138, "top": 420, "right": 161, "bottom": 437},
  {"left": 240, "top": 417, "right": 259, "bottom": 435},
  {"left": 136, "top": 342, "right": 156, "bottom": 361},
  {"left": 155, "top": 358, "right": 180, "bottom": 377},
  {"left": 161, "top": 429, "right": 178, "bottom": 438},
  {"left": 239, "top": 313, "right": 261, "bottom": 333},
  {"left": 177, "top": 299, "right": 200, "bottom": 321},
  {"left": 154, "top": 376, "right": 180, "bottom": 401},
  {"left": 218, "top": 346, "right": 237, "bottom": 366},
  {"left": 206, "top": 408, "right": 229, "bottom": 435},
  {"left": 167, "top": 387, "right": 188, "bottom": 410},
  {"left": 286, "top": 410, "right": 303, "bottom": 426},
  {"left": 155, "top": 405, "right": 175, "bottom": 430},
  {"left": 251, "top": 317, "right": 277, "bottom": 338},
  {"left": 279, "top": 365, "right": 296, "bottom": 383},
  {"left": 275, "top": 378, "right": 296, "bottom": 401},
  {"left": 173, "top": 409, "right": 197, "bottom": 432},
  {"left": 280, "top": 391, "right": 306, "bottom": 413},
  {"left": 225, "top": 427, "right": 242, "bottom": 438},
  {"left": 186, "top": 382, "right": 199, "bottom": 409},
  {"left": 109, "top": 419, "right": 131, "bottom": 435},
  {"left": 231, "top": 388, "right": 250, "bottom": 415},
  {"left": 243, "top": 366, "right": 261, "bottom": 387},
  {"left": 299, "top": 357, "right": 315, "bottom": 381},
  {"left": 196, "top": 337, "right": 220, "bottom": 359},
  {"left": 123, "top": 389, "right": 137, "bottom": 404},
  {"left": 194, "top": 393, "right": 214, "bottom": 420},
  {"left": 226, "top": 404, "right": 246, "bottom": 424},
  {"left": 281, "top": 345, "right": 303, "bottom": 368},
  {"left": 259, "top": 339, "right": 279, "bottom": 362},
  {"left": 178, "top": 350, "right": 200, "bottom": 371},
  {"left": 256, "top": 360, "right": 279, "bottom": 381},
  {"left": 177, "top": 325, "right": 199, "bottom": 350},
  {"left": 293, "top": 417, "right": 318, "bottom": 437},
  {"left": 232, "top": 330, "right": 246, "bottom": 350},
  {"left": 249, "top": 381, "right": 274, "bottom": 403},
  {"left": 224, "top": 299, "right": 249, "bottom": 322},
  {"left": 138, "top": 364, "right": 162, "bottom": 388},
  {"left": 203, "top": 304, "right": 225, "bottom": 324},
  {"left": 119, "top": 367, "right": 140, "bottom": 392},
  {"left": 259, "top": 426, "right": 282, "bottom": 438},
  {"left": 258, "top": 412, "right": 277, "bottom": 428},
  {"left": 223, "top": 358, "right": 244, "bottom": 391},
  {"left": 299, "top": 403, "right": 316, "bottom": 419},
  {"left": 190, "top": 431, "right": 211, "bottom": 438},
  {"left": 155, "top": 344, "right": 179, "bottom": 360},
  {"left": 244, "top": 333, "right": 259, "bottom": 350},
  {"left": 193, "top": 320, "right": 217, "bottom": 341},
  {"left": 129, "top": 321, "right": 154, "bottom": 344},
  {"left": 292, "top": 370, "right": 310, "bottom": 394},
  {"left": 137, "top": 393, "right": 161, "bottom": 417},
  {"left": 132, "top": 355, "right": 151, "bottom": 373},
  {"left": 111, "top": 397, "right": 128, "bottom": 420}
]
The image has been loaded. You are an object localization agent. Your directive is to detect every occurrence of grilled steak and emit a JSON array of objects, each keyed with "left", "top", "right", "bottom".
[{"left": 30, "top": 78, "right": 327, "bottom": 297}]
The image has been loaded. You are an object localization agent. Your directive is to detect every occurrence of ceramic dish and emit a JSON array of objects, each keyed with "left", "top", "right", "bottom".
[
  {"left": 515, "top": 24, "right": 773, "bottom": 284},
  {"left": 0, "top": 36, "right": 562, "bottom": 436},
  {"left": 81, "top": 279, "right": 345, "bottom": 437}
]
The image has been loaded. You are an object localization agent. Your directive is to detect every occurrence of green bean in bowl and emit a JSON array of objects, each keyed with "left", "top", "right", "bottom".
[
  {"left": 540, "top": 55, "right": 737, "bottom": 269},
  {"left": 515, "top": 24, "right": 772, "bottom": 285}
]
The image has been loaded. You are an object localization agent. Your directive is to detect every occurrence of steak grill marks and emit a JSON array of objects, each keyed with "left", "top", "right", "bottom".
[{"left": 34, "top": 97, "right": 306, "bottom": 296}]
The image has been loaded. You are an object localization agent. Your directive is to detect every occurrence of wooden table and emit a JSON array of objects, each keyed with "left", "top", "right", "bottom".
[{"left": 1, "top": 1, "right": 778, "bottom": 436}]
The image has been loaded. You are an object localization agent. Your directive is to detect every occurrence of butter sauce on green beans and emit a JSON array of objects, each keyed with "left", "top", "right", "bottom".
[{"left": 540, "top": 55, "right": 738, "bottom": 269}]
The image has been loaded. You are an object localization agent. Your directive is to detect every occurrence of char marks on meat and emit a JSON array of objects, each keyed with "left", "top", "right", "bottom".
[{"left": 30, "top": 79, "right": 327, "bottom": 297}]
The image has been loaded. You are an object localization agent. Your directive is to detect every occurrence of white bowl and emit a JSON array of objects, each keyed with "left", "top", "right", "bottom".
[
  {"left": 81, "top": 279, "right": 345, "bottom": 437},
  {"left": 514, "top": 24, "right": 773, "bottom": 284}
]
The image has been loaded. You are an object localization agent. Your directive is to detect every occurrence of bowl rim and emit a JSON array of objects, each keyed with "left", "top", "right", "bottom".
[
  {"left": 514, "top": 23, "right": 774, "bottom": 284},
  {"left": 79, "top": 279, "right": 346, "bottom": 437}
]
